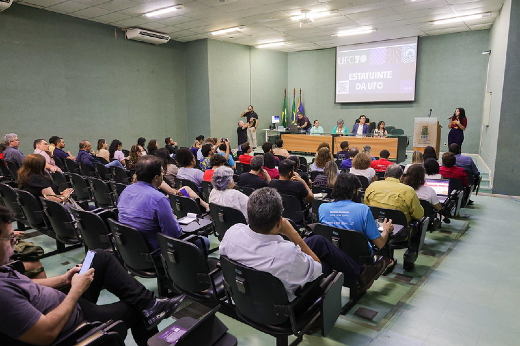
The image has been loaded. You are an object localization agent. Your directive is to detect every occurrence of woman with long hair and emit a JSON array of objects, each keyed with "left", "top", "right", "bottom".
[
  {"left": 313, "top": 160, "right": 338, "bottom": 188},
  {"left": 404, "top": 151, "right": 424, "bottom": 174},
  {"left": 448, "top": 107, "right": 467, "bottom": 148},
  {"left": 147, "top": 139, "right": 158, "bottom": 156},
  {"left": 263, "top": 153, "right": 280, "bottom": 180},
  {"left": 404, "top": 164, "right": 441, "bottom": 211},
  {"left": 128, "top": 145, "right": 141, "bottom": 171},
  {"left": 108, "top": 139, "right": 126, "bottom": 166},
  {"left": 423, "top": 146, "right": 437, "bottom": 161},
  {"left": 96, "top": 139, "right": 109, "bottom": 163},
  {"left": 350, "top": 152, "right": 377, "bottom": 182},
  {"left": 310, "top": 147, "right": 333, "bottom": 172},
  {"left": 373, "top": 121, "right": 387, "bottom": 137}
]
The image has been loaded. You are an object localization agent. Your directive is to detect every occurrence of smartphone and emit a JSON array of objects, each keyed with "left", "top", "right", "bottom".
[{"left": 79, "top": 250, "right": 95, "bottom": 275}]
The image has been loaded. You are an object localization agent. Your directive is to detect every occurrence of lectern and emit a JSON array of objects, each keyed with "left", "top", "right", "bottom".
[{"left": 413, "top": 117, "right": 441, "bottom": 159}]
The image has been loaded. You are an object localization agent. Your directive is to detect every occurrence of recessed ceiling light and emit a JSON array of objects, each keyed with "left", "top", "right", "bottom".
[
  {"left": 335, "top": 26, "right": 375, "bottom": 37},
  {"left": 144, "top": 5, "right": 183, "bottom": 18},
  {"left": 290, "top": 10, "right": 331, "bottom": 21},
  {"left": 211, "top": 25, "right": 245, "bottom": 35},
  {"left": 257, "top": 41, "right": 286, "bottom": 48},
  {"left": 432, "top": 12, "right": 491, "bottom": 25}
]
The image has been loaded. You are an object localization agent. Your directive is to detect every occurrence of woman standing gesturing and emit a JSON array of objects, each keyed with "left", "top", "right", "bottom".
[{"left": 448, "top": 107, "right": 467, "bottom": 148}]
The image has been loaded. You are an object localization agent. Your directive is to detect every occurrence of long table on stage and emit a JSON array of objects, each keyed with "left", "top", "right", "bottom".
[{"left": 279, "top": 133, "right": 408, "bottom": 162}]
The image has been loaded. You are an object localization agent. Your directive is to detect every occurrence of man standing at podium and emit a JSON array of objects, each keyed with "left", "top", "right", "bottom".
[{"left": 241, "top": 105, "right": 258, "bottom": 149}]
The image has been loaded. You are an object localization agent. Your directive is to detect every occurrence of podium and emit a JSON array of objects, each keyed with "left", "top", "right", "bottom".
[{"left": 413, "top": 117, "right": 441, "bottom": 159}]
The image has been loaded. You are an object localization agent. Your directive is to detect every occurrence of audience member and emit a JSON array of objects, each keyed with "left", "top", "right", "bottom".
[
  {"left": 2, "top": 133, "right": 25, "bottom": 165},
  {"left": 273, "top": 139, "right": 290, "bottom": 158},
  {"left": 197, "top": 138, "right": 216, "bottom": 160},
  {"left": 263, "top": 153, "right": 280, "bottom": 180},
  {"left": 288, "top": 155, "right": 311, "bottom": 187},
  {"left": 313, "top": 161, "right": 338, "bottom": 188},
  {"left": 422, "top": 146, "right": 437, "bottom": 161},
  {"left": 176, "top": 148, "right": 204, "bottom": 191},
  {"left": 238, "top": 142, "right": 253, "bottom": 165},
  {"left": 310, "top": 147, "right": 333, "bottom": 172},
  {"left": 237, "top": 155, "right": 270, "bottom": 189},
  {"left": 50, "top": 137, "right": 75, "bottom": 161},
  {"left": 154, "top": 148, "right": 178, "bottom": 187},
  {"left": 128, "top": 145, "right": 141, "bottom": 171},
  {"left": 77, "top": 141, "right": 124, "bottom": 169},
  {"left": 199, "top": 144, "right": 213, "bottom": 171},
  {"left": 219, "top": 188, "right": 387, "bottom": 300},
  {"left": 261, "top": 142, "right": 280, "bottom": 165},
  {"left": 370, "top": 149, "right": 394, "bottom": 172},
  {"left": 33, "top": 139, "right": 60, "bottom": 173},
  {"left": 0, "top": 142, "right": 5, "bottom": 161},
  {"left": 48, "top": 135, "right": 59, "bottom": 156},
  {"left": 362, "top": 145, "right": 376, "bottom": 160},
  {"left": 424, "top": 158, "right": 442, "bottom": 179},
  {"left": 336, "top": 141, "right": 349, "bottom": 161},
  {"left": 164, "top": 137, "right": 178, "bottom": 156},
  {"left": 109, "top": 139, "right": 127, "bottom": 166},
  {"left": 147, "top": 139, "right": 158, "bottom": 156},
  {"left": 0, "top": 205, "right": 185, "bottom": 346},
  {"left": 209, "top": 166, "right": 249, "bottom": 221},
  {"left": 216, "top": 140, "right": 235, "bottom": 170},
  {"left": 96, "top": 139, "right": 109, "bottom": 163},
  {"left": 319, "top": 173, "right": 392, "bottom": 255},
  {"left": 339, "top": 147, "right": 359, "bottom": 170},
  {"left": 190, "top": 135, "right": 204, "bottom": 157},
  {"left": 404, "top": 151, "right": 424, "bottom": 174},
  {"left": 203, "top": 152, "right": 227, "bottom": 182},
  {"left": 439, "top": 152, "right": 468, "bottom": 186},
  {"left": 350, "top": 152, "right": 377, "bottom": 182},
  {"left": 449, "top": 143, "right": 480, "bottom": 177},
  {"left": 269, "top": 159, "right": 313, "bottom": 208},
  {"left": 404, "top": 164, "right": 442, "bottom": 211},
  {"left": 137, "top": 137, "right": 147, "bottom": 155}
]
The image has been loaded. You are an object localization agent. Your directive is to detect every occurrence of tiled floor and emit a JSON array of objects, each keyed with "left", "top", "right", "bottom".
[{"left": 26, "top": 192, "right": 518, "bottom": 346}]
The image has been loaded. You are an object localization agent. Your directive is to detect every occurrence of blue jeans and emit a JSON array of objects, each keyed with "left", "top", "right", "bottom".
[{"left": 105, "top": 160, "right": 124, "bottom": 169}]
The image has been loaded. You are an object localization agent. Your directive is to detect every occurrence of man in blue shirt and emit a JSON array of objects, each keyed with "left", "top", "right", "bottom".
[
  {"left": 319, "top": 173, "right": 393, "bottom": 255},
  {"left": 448, "top": 143, "right": 480, "bottom": 177},
  {"left": 215, "top": 140, "right": 235, "bottom": 170},
  {"left": 50, "top": 136, "right": 76, "bottom": 161},
  {"left": 339, "top": 147, "right": 359, "bottom": 170},
  {"left": 76, "top": 140, "right": 123, "bottom": 169}
]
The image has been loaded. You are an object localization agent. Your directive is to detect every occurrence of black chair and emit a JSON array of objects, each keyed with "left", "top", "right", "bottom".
[
  {"left": 233, "top": 185, "right": 255, "bottom": 196},
  {"left": 107, "top": 219, "right": 172, "bottom": 296},
  {"left": 52, "top": 320, "right": 126, "bottom": 346},
  {"left": 281, "top": 194, "right": 310, "bottom": 228},
  {"left": 420, "top": 200, "right": 442, "bottom": 233},
  {"left": 310, "top": 171, "right": 321, "bottom": 181},
  {"left": 71, "top": 208, "right": 117, "bottom": 253},
  {"left": 312, "top": 223, "right": 373, "bottom": 314},
  {"left": 169, "top": 194, "right": 202, "bottom": 219},
  {"left": 41, "top": 198, "right": 84, "bottom": 247},
  {"left": 298, "top": 156, "right": 308, "bottom": 172},
  {"left": 355, "top": 175, "right": 370, "bottom": 190},
  {"left": 109, "top": 181, "right": 127, "bottom": 202},
  {"left": 69, "top": 173, "right": 93, "bottom": 206},
  {"left": 0, "top": 183, "right": 29, "bottom": 230},
  {"left": 111, "top": 166, "right": 131, "bottom": 184},
  {"left": 385, "top": 126, "right": 395, "bottom": 132},
  {"left": 176, "top": 178, "right": 201, "bottom": 196},
  {"left": 310, "top": 198, "right": 332, "bottom": 223},
  {"left": 447, "top": 177, "right": 468, "bottom": 209},
  {"left": 375, "top": 171, "right": 386, "bottom": 180},
  {"left": 88, "top": 177, "right": 116, "bottom": 209},
  {"left": 53, "top": 156, "right": 67, "bottom": 172},
  {"left": 64, "top": 159, "right": 80, "bottom": 174},
  {"left": 5, "top": 160, "right": 20, "bottom": 183},
  {"left": 221, "top": 256, "right": 343, "bottom": 346},
  {"left": 390, "top": 128, "right": 404, "bottom": 135},
  {"left": 275, "top": 155, "right": 286, "bottom": 163},
  {"left": 50, "top": 171, "right": 72, "bottom": 193},
  {"left": 94, "top": 163, "right": 111, "bottom": 181},
  {"left": 77, "top": 161, "right": 96, "bottom": 177},
  {"left": 209, "top": 203, "right": 247, "bottom": 241},
  {"left": 235, "top": 162, "right": 251, "bottom": 175},
  {"left": 201, "top": 181, "right": 213, "bottom": 202},
  {"left": 335, "top": 159, "right": 342, "bottom": 167},
  {"left": 0, "top": 158, "right": 14, "bottom": 182},
  {"left": 157, "top": 233, "right": 226, "bottom": 303}
]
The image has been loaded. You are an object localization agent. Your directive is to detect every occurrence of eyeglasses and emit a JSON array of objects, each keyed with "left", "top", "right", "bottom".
[{"left": 0, "top": 234, "right": 19, "bottom": 246}]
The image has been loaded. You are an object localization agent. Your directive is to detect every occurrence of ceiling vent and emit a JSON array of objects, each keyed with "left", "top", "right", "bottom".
[
  {"left": 125, "top": 28, "right": 170, "bottom": 45},
  {"left": 0, "top": 0, "right": 13, "bottom": 12}
]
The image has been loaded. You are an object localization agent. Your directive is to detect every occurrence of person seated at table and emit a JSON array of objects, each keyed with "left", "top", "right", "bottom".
[
  {"left": 373, "top": 121, "right": 388, "bottom": 137},
  {"left": 209, "top": 166, "right": 249, "bottom": 221},
  {"left": 350, "top": 152, "right": 377, "bottom": 182},
  {"left": 310, "top": 120, "right": 324, "bottom": 135},
  {"left": 339, "top": 147, "right": 359, "bottom": 170},
  {"left": 273, "top": 139, "right": 290, "bottom": 159},
  {"left": 263, "top": 153, "right": 280, "bottom": 180},
  {"left": 336, "top": 141, "right": 349, "bottom": 161},
  {"left": 237, "top": 155, "right": 270, "bottom": 189},
  {"left": 310, "top": 147, "right": 333, "bottom": 172},
  {"left": 238, "top": 142, "right": 253, "bottom": 165},
  {"left": 332, "top": 119, "right": 347, "bottom": 135},
  {"left": 313, "top": 161, "right": 338, "bottom": 188},
  {"left": 424, "top": 158, "right": 442, "bottom": 180},
  {"left": 404, "top": 164, "right": 441, "bottom": 211},
  {"left": 319, "top": 173, "right": 393, "bottom": 256},
  {"left": 370, "top": 149, "right": 394, "bottom": 172},
  {"left": 352, "top": 115, "right": 370, "bottom": 136}
]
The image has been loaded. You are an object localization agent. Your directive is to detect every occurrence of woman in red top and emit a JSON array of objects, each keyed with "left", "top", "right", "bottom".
[
  {"left": 263, "top": 153, "right": 280, "bottom": 180},
  {"left": 448, "top": 107, "right": 467, "bottom": 149}
]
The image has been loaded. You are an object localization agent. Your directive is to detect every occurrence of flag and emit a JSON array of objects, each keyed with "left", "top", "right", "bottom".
[
  {"left": 298, "top": 94, "right": 303, "bottom": 115},
  {"left": 281, "top": 92, "right": 287, "bottom": 127},
  {"left": 291, "top": 90, "right": 296, "bottom": 124}
]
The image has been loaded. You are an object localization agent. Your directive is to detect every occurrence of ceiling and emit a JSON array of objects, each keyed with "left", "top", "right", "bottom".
[{"left": 18, "top": 0, "right": 505, "bottom": 52}]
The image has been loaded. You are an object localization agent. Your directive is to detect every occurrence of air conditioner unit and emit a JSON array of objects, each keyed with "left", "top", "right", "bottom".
[
  {"left": 0, "top": 0, "right": 13, "bottom": 12},
  {"left": 125, "top": 28, "right": 170, "bottom": 45}
]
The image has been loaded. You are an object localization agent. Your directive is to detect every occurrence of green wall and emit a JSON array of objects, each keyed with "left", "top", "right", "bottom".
[
  {"left": 287, "top": 31, "right": 490, "bottom": 154},
  {"left": 0, "top": 4, "right": 188, "bottom": 154}
]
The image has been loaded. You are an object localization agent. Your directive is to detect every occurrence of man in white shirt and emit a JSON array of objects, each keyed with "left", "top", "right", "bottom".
[
  {"left": 33, "top": 139, "right": 61, "bottom": 172},
  {"left": 219, "top": 188, "right": 387, "bottom": 301}
]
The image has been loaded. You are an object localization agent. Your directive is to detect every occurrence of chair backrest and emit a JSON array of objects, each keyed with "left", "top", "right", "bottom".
[
  {"left": 50, "top": 171, "right": 71, "bottom": 193},
  {"left": 109, "top": 182, "right": 127, "bottom": 202},
  {"left": 157, "top": 234, "right": 212, "bottom": 293},
  {"left": 17, "top": 190, "right": 49, "bottom": 230},
  {"left": 176, "top": 178, "right": 200, "bottom": 194},
  {"left": 298, "top": 156, "right": 308, "bottom": 170},
  {"left": 463, "top": 170, "right": 475, "bottom": 187},
  {"left": 77, "top": 161, "right": 96, "bottom": 177},
  {"left": 280, "top": 194, "right": 306, "bottom": 226},
  {"left": 209, "top": 203, "right": 247, "bottom": 241},
  {"left": 375, "top": 171, "right": 385, "bottom": 180},
  {"left": 107, "top": 219, "right": 157, "bottom": 275},
  {"left": 447, "top": 177, "right": 464, "bottom": 194},
  {"left": 169, "top": 194, "right": 200, "bottom": 218},
  {"left": 313, "top": 224, "right": 373, "bottom": 265},
  {"left": 385, "top": 126, "right": 395, "bottom": 132},
  {"left": 311, "top": 186, "right": 332, "bottom": 195},
  {"left": 71, "top": 208, "right": 115, "bottom": 250},
  {"left": 390, "top": 128, "right": 404, "bottom": 135},
  {"left": 88, "top": 177, "right": 116, "bottom": 209},
  {"left": 41, "top": 198, "right": 81, "bottom": 244},
  {"left": 0, "top": 159, "right": 13, "bottom": 180},
  {"left": 5, "top": 160, "right": 20, "bottom": 182},
  {"left": 69, "top": 173, "right": 92, "bottom": 201},
  {"left": 111, "top": 166, "right": 131, "bottom": 184},
  {"left": 311, "top": 198, "right": 331, "bottom": 223},
  {"left": 419, "top": 199, "right": 441, "bottom": 232},
  {"left": 65, "top": 159, "right": 80, "bottom": 174},
  {"left": 53, "top": 157, "right": 67, "bottom": 172},
  {"left": 94, "top": 163, "right": 111, "bottom": 181},
  {"left": 275, "top": 155, "right": 286, "bottom": 163},
  {"left": 0, "top": 183, "right": 26, "bottom": 221},
  {"left": 310, "top": 171, "right": 321, "bottom": 181},
  {"left": 220, "top": 255, "right": 290, "bottom": 325},
  {"left": 233, "top": 185, "right": 255, "bottom": 196},
  {"left": 368, "top": 206, "right": 408, "bottom": 227},
  {"left": 355, "top": 175, "right": 370, "bottom": 189},
  {"left": 201, "top": 181, "right": 213, "bottom": 202}
]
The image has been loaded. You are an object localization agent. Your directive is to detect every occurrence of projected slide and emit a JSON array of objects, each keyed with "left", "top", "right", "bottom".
[{"left": 335, "top": 37, "right": 418, "bottom": 103}]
